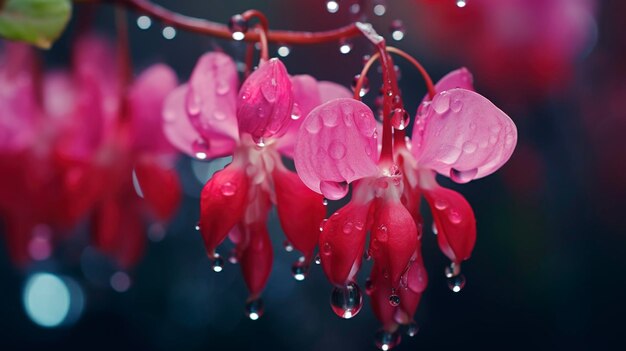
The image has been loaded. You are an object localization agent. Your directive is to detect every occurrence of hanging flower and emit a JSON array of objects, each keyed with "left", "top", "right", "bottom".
[
  {"left": 163, "top": 51, "right": 351, "bottom": 316},
  {"left": 294, "top": 64, "right": 516, "bottom": 348}
]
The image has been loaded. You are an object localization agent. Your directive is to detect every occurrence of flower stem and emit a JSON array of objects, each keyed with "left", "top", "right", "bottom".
[{"left": 241, "top": 10, "right": 269, "bottom": 62}]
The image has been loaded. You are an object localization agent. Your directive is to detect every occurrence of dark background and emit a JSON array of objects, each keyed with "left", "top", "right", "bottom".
[{"left": 1, "top": 0, "right": 625, "bottom": 350}]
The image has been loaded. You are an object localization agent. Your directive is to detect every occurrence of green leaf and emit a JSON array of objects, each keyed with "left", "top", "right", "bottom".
[{"left": 0, "top": 0, "right": 72, "bottom": 49}]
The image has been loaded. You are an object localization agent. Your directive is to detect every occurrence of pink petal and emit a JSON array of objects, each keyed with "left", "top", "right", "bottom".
[
  {"left": 128, "top": 64, "right": 178, "bottom": 155},
  {"left": 272, "top": 165, "right": 326, "bottom": 261},
  {"left": 163, "top": 85, "right": 236, "bottom": 159},
  {"left": 369, "top": 199, "right": 419, "bottom": 289},
  {"left": 238, "top": 221, "right": 274, "bottom": 299},
  {"left": 319, "top": 199, "right": 372, "bottom": 286},
  {"left": 133, "top": 157, "right": 181, "bottom": 221},
  {"left": 317, "top": 80, "right": 353, "bottom": 102},
  {"left": 294, "top": 98, "right": 379, "bottom": 199},
  {"left": 412, "top": 88, "right": 517, "bottom": 182},
  {"left": 421, "top": 172, "right": 476, "bottom": 263},
  {"left": 237, "top": 58, "right": 293, "bottom": 143},
  {"left": 199, "top": 163, "right": 249, "bottom": 256},
  {"left": 433, "top": 67, "right": 475, "bottom": 92},
  {"left": 186, "top": 52, "right": 239, "bottom": 144}
]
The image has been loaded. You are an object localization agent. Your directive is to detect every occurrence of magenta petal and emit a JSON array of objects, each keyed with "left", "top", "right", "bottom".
[
  {"left": 238, "top": 221, "right": 273, "bottom": 299},
  {"left": 294, "top": 98, "right": 379, "bottom": 199},
  {"left": 434, "top": 67, "right": 475, "bottom": 92},
  {"left": 186, "top": 52, "right": 239, "bottom": 142},
  {"left": 412, "top": 88, "right": 517, "bottom": 182},
  {"left": 237, "top": 58, "right": 294, "bottom": 142},
  {"left": 129, "top": 64, "right": 178, "bottom": 155},
  {"left": 317, "top": 80, "right": 353, "bottom": 102}
]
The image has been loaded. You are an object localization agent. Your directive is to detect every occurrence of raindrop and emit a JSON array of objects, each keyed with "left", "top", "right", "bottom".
[
  {"left": 192, "top": 139, "right": 209, "bottom": 160},
  {"left": 261, "top": 83, "right": 277, "bottom": 102},
  {"left": 320, "top": 219, "right": 328, "bottom": 232},
  {"left": 322, "top": 242, "right": 332, "bottom": 255},
  {"left": 406, "top": 322, "right": 419, "bottom": 337},
  {"left": 462, "top": 141, "right": 477, "bottom": 154},
  {"left": 323, "top": 198, "right": 329, "bottom": 206},
  {"left": 374, "top": 329, "right": 401, "bottom": 350},
  {"left": 320, "top": 181, "right": 349, "bottom": 200},
  {"left": 373, "top": 2, "right": 387, "bottom": 16},
  {"left": 228, "top": 14, "right": 248, "bottom": 40},
  {"left": 291, "top": 103, "right": 301, "bottom": 120},
  {"left": 245, "top": 298, "right": 264, "bottom": 320},
  {"left": 339, "top": 39, "right": 353, "bottom": 54},
  {"left": 388, "top": 294, "right": 400, "bottom": 306},
  {"left": 329, "top": 140, "right": 347, "bottom": 160},
  {"left": 450, "top": 98, "right": 463, "bottom": 112},
  {"left": 444, "top": 261, "right": 461, "bottom": 278},
  {"left": 432, "top": 92, "right": 451, "bottom": 114},
  {"left": 351, "top": 74, "right": 370, "bottom": 97},
  {"left": 390, "top": 108, "right": 410, "bottom": 130},
  {"left": 330, "top": 282, "right": 363, "bottom": 319},
  {"left": 291, "top": 262, "right": 308, "bottom": 281},
  {"left": 215, "top": 81, "right": 230, "bottom": 96},
  {"left": 326, "top": 0, "right": 339, "bottom": 13},
  {"left": 255, "top": 136, "right": 266, "bottom": 148},
  {"left": 211, "top": 256, "right": 225, "bottom": 272},
  {"left": 162, "top": 26, "right": 176, "bottom": 40},
  {"left": 314, "top": 255, "right": 322, "bottom": 265},
  {"left": 283, "top": 240, "right": 294, "bottom": 252},
  {"left": 136, "top": 16, "right": 151, "bottom": 30},
  {"left": 449, "top": 168, "right": 478, "bottom": 184},
  {"left": 220, "top": 182, "right": 237, "bottom": 196},
  {"left": 434, "top": 199, "right": 448, "bottom": 210},
  {"left": 447, "top": 274, "right": 466, "bottom": 292},
  {"left": 343, "top": 221, "right": 354, "bottom": 234},
  {"left": 277, "top": 45, "right": 291, "bottom": 57},
  {"left": 389, "top": 20, "right": 405, "bottom": 41},
  {"left": 448, "top": 208, "right": 462, "bottom": 224},
  {"left": 456, "top": 0, "right": 467, "bottom": 8}
]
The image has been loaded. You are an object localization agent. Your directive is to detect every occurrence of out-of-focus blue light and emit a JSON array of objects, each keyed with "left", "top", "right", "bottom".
[{"left": 23, "top": 273, "right": 70, "bottom": 327}]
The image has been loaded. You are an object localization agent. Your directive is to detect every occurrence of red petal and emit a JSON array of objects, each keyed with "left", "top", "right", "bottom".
[
  {"left": 134, "top": 158, "right": 181, "bottom": 221},
  {"left": 238, "top": 221, "right": 274, "bottom": 299},
  {"left": 422, "top": 173, "right": 476, "bottom": 263},
  {"left": 319, "top": 199, "right": 371, "bottom": 286},
  {"left": 370, "top": 199, "right": 419, "bottom": 289},
  {"left": 368, "top": 264, "right": 398, "bottom": 331},
  {"left": 199, "top": 163, "right": 249, "bottom": 256},
  {"left": 272, "top": 165, "right": 326, "bottom": 261}
]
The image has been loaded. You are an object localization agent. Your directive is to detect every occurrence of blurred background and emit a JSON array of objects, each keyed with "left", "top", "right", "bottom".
[{"left": 1, "top": 0, "right": 624, "bottom": 350}]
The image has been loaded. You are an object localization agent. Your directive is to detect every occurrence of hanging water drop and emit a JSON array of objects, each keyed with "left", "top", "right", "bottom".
[
  {"left": 314, "top": 255, "right": 322, "bottom": 265},
  {"left": 406, "top": 322, "right": 419, "bottom": 337},
  {"left": 320, "top": 181, "right": 349, "bottom": 200},
  {"left": 351, "top": 74, "right": 370, "bottom": 97},
  {"left": 245, "top": 298, "right": 264, "bottom": 320},
  {"left": 322, "top": 198, "right": 328, "bottom": 206},
  {"left": 228, "top": 250, "right": 238, "bottom": 264},
  {"left": 320, "top": 219, "right": 328, "bottom": 232},
  {"left": 192, "top": 139, "right": 209, "bottom": 160},
  {"left": 211, "top": 255, "right": 224, "bottom": 273},
  {"left": 373, "top": 1, "right": 387, "bottom": 16},
  {"left": 291, "top": 262, "right": 308, "bottom": 281},
  {"left": 228, "top": 14, "right": 248, "bottom": 40},
  {"left": 326, "top": 0, "right": 339, "bottom": 13},
  {"left": 194, "top": 223, "right": 200, "bottom": 231},
  {"left": 456, "top": 0, "right": 467, "bottom": 8},
  {"left": 277, "top": 45, "right": 291, "bottom": 57},
  {"left": 162, "top": 26, "right": 176, "bottom": 40},
  {"left": 388, "top": 294, "right": 400, "bottom": 306},
  {"left": 389, "top": 20, "right": 405, "bottom": 41},
  {"left": 444, "top": 261, "right": 461, "bottom": 278},
  {"left": 339, "top": 39, "right": 353, "bottom": 54},
  {"left": 390, "top": 108, "right": 410, "bottom": 130},
  {"left": 374, "top": 329, "right": 401, "bottom": 350},
  {"left": 136, "top": 15, "right": 152, "bottom": 30},
  {"left": 431, "top": 222, "right": 438, "bottom": 235},
  {"left": 282, "top": 240, "right": 294, "bottom": 252},
  {"left": 447, "top": 273, "right": 466, "bottom": 292},
  {"left": 330, "top": 282, "right": 363, "bottom": 319},
  {"left": 449, "top": 168, "right": 478, "bottom": 184}
]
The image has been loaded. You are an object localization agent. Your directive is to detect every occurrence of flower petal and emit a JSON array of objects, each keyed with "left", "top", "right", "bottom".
[
  {"left": 237, "top": 58, "right": 293, "bottom": 142},
  {"left": 421, "top": 172, "right": 476, "bottom": 263},
  {"left": 238, "top": 221, "right": 274, "bottom": 299},
  {"left": 319, "top": 199, "right": 371, "bottom": 286},
  {"left": 199, "top": 163, "right": 249, "bottom": 256},
  {"left": 412, "top": 88, "right": 517, "bottom": 182},
  {"left": 128, "top": 64, "right": 178, "bottom": 155},
  {"left": 133, "top": 157, "right": 181, "bottom": 221},
  {"left": 294, "top": 98, "right": 379, "bottom": 199},
  {"left": 433, "top": 67, "right": 475, "bottom": 92},
  {"left": 163, "top": 85, "right": 236, "bottom": 159},
  {"left": 272, "top": 165, "right": 326, "bottom": 261},
  {"left": 186, "top": 52, "right": 239, "bottom": 143},
  {"left": 368, "top": 264, "right": 398, "bottom": 331},
  {"left": 317, "top": 80, "right": 353, "bottom": 102}
]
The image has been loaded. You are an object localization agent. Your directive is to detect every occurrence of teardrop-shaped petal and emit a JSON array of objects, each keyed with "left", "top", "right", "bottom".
[
  {"left": 368, "top": 264, "right": 398, "bottom": 331},
  {"left": 133, "top": 157, "right": 181, "bottom": 221},
  {"left": 163, "top": 84, "right": 236, "bottom": 159},
  {"left": 319, "top": 200, "right": 371, "bottom": 286},
  {"left": 421, "top": 172, "right": 476, "bottom": 263},
  {"left": 369, "top": 200, "right": 419, "bottom": 289},
  {"left": 186, "top": 52, "right": 239, "bottom": 143},
  {"left": 128, "top": 64, "right": 178, "bottom": 155},
  {"left": 237, "top": 58, "right": 293, "bottom": 142},
  {"left": 238, "top": 221, "right": 274, "bottom": 299},
  {"left": 396, "top": 257, "right": 427, "bottom": 324},
  {"left": 272, "top": 165, "right": 326, "bottom": 261},
  {"left": 433, "top": 67, "right": 475, "bottom": 93},
  {"left": 412, "top": 89, "right": 517, "bottom": 182},
  {"left": 199, "top": 163, "right": 249, "bottom": 256},
  {"left": 294, "top": 98, "right": 379, "bottom": 199}
]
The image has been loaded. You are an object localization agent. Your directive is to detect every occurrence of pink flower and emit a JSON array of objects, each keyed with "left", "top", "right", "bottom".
[
  {"left": 294, "top": 67, "right": 516, "bottom": 341},
  {"left": 163, "top": 52, "right": 351, "bottom": 314}
]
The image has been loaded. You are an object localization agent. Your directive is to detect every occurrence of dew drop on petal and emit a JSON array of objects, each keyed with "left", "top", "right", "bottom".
[
  {"left": 432, "top": 92, "right": 451, "bottom": 114},
  {"left": 329, "top": 140, "right": 347, "bottom": 160},
  {"left": 390, "top": 108, "right": 410, "bottom": 130},
  {"left": 407, "top": 322, "right": 419, "bottom": 337},
  {"left": 449, "top": 168, "right": 478, "bottom": 184},
  {"left": 388, "top": 294, "right": 400, "bottom": 306},
  {"left": 434, "top": 199, "right": 448, "bottom": 210},
  {"left": 305, "top": 116, "right": 322, "bottom": 133},
  {"left": 261, "top": 82, "right": 277, "bottom": 102},
  {"left": 322, "top": 241, "right": 332, "bottom": 256},
  {"left": 462, "top": 141, "right": 477, "bottom": 154},
  {"left": 221, "top": 182, "right": 237, "bottom": 196},
  {"left": 450, "top": 98, "right": 463, "bottom": 112},
  {"left": 343, "top": 221, "right": 354, "bottom": 234},
  {"left": 320, "top": 219, "right": 328, "bottom": 232},
  {"left": 447, "top": 274, "right": 466, "bottom": 292},
  {"left": 245, "top": 298, "right": 264, "bottom": 320},
  {"left": 321, "top": 109, "right": 339, "bottom": 127},
  {"left": 330, "top": 282, "right": 363, "bottom": 319},
  {"left": 291, "top": 103, "right": 301, "bottom": 120},
  {"left": 291, "top": 262, "right": 308, "bottom": 281},
  {"left": 320, "top": 181, "right": 349, "bottom": 200},
  {"left": 448, "top": 208, "right": 462, "bottom": 224},
  {"left": 374, "top": 329, "right": 401, "bottom": 350},
  {"left": 216, "top": 81, "right": 230, "bottom": 95}
]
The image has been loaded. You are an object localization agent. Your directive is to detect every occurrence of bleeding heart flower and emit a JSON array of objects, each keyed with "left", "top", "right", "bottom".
[
  {"left": 294, "top": 66, "right": 516, "bottom": 339},
  {"left": 163, "top": 51, "right": 351, "bottom": 314}
]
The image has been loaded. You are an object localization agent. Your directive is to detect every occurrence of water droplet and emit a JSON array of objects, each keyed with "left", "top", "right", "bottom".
[
  {"left": 136, "top": 16, "right": 152, "bottom": 30},
  {"left": 255, "top": 136, "right": 266, "bottom": 148},
  {"left": 305, "top": 116, "right": 322, "bottom": 133},
  {"left": 490, "top": 125, "right": 501, "bottom": 133},
  {"left": 192, "top": 139, "right": 209, "bottom": 160},
  {"left": 462, "top": 141, "right": 477, "bottom": 154},
  {"left": 450, "top": 98, "right": 463, "bottom": 112},
  {"left": 406, "top": 322, "right": 419, "bottom": 337},
  {"left": 376, "top": 225, "right": 388, "bottom": 241},
  {"left": 444, "top": 261, "right": 461, "bottom": 278},
  {"left": 221, "top": 182, "right": 237, "bottom": 196},
  {"left": 211, "top": 256, "right": 224, "bottom": 272},
  {"left": 330, "top": 282, "right": 363, "bottom": 319},
  {"left": 291, "top": 262, "right": 308, "bottom": 281},
  {"left": 433, "top": 92, "right": 451, "bottom": 114},
  {"left": 245, "top": 298, "right": 264, "bottom": 320},
  {"left": 321, "top": 109, "right": 339, "bottom": 127},
  {"left": 326, "top": 0, "right": 339, "bottom": 13},
  {"left": 228, "top": 250, "right": 238, "bottom": 264},
  {"left": 354, "top": 221, "right": 364, "bottom": 231},
  {"left": 216, "top": 81, "right": 230, "bottom": 95},
  {"left": 390, "top": 108, "right": 410, "bottom": 130},
  {"left": 389, "top": 20, "right": 405, "bottom": 41},
  {"left": 374, "top": 329, "right": 401, "bottom": 350},
  {"left": 329, "top": 141, "right": 347, "bottom": 160},
  {"left": 339, "top": 39, "right": 353, "bottom": 54},
  {"left": 447, "top": 274, "right": 466, "bottom": 292},
  {"left": 438, "top": 145, "right": 462, "bottom": 165},
  {"left": 364, "top": 278, "right": 374, "bottom": 294},
  {"left": 389, "top": 294, "right": 400, "bottom": 306},
  {"left": 320, "top": 219, "right": 328, "bottom": 232},
  {"left": 228, "top": 14, "right": 248, "bottom": 40},
  {"left": 448, "top": 208, "right": 462, "bottom": 224},
  {"left": 456, "top": 0, "right": 467, "bottom": 8},
  {"left": 277, "top": 45, "right": 291, "bottom": 57},
  {"left": 373, "top": 3, "right": 387, "bottom": 16},
  {"left": 343, "top": 221, "right": 354, "bottom": 234},
  {"left": 351, "top": 74, "right": 370, "bottom": 97},
  {"left": 434, "top": 199, "right": 448, "bottom": 210},
  {"left": 283, "top": 240, "right": 294, "bottom": 252},
  {"left": 449, "top": 168, "right": 478, "bottom": 184},
  {"left": 314, "top": 255, "right": 322, "bottom": 265},
  {"left": 320, "top": 181, "right": 349, "bottom": 200},
  {"left": 322, "top": 241, "right": 332, "bottom": 255},
  {"left": 261, "top": 83, "right": 277, "bottom": 102},
  {"left": 431, "top": 222, "right": 438, "bottom": 235},
  {"left": 291, "top": 103, "right": 301, "bottom": 120},
  {"left": 162, "top": 26, "right": 176, "bottom": 40},
  {"left": 194, "top": 223, "right": 200, "bottom": 231}
]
